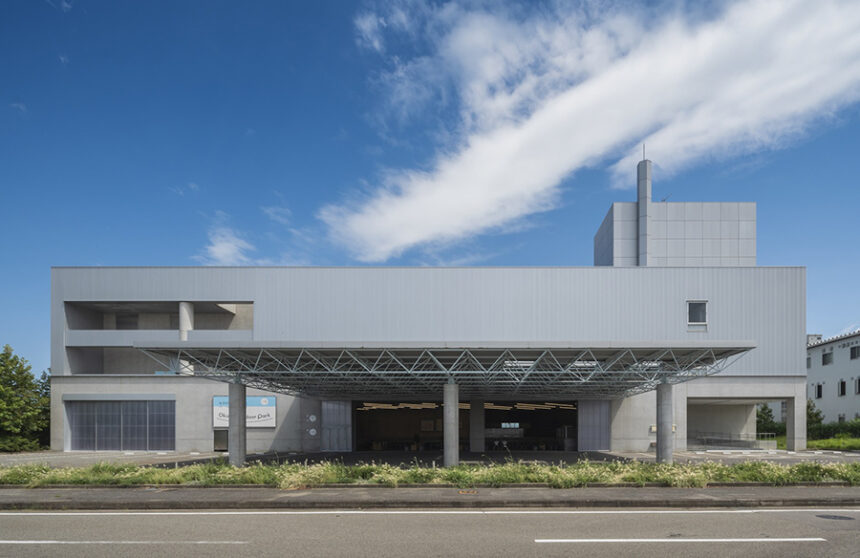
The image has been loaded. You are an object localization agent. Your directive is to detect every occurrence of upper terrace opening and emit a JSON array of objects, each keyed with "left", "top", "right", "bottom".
[{"left": 65, "top": 301, "right": 253, "bottom": 330}]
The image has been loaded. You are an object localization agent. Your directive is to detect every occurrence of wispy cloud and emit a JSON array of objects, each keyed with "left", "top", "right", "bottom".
[
  {"left": 837, "top": 322, "right": 860, "bottom": 336},
  {"left": 261, "top": 205, "right": 292, "bottom": 225},
  {"left": 195, "top": 225, "right": 257, "bottom": 266},
  {"left": 170, "top": 182, "right": 200, "bottom": 196},
  {"left": 44, "top": 0, "right": 74, "bottom": 13},
  {"left": 195, "top": 211, "right": 312, "bottom": 266},
  {"left": 354, "top": 12, "right": 387, "bottom": 53},
  {"left": 9, "top": 102, "right": 27, "bottom": 114},
  {"left": 325, "top": 0, "right": 860, "bottom": 262}
]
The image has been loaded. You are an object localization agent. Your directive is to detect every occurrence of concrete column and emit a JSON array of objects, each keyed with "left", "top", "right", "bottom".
[
  {"left": 179, "top": 302, "right": 194, "bottom": 341},
  {"left": 637, "top": 159, "right": 652, "bottom": 266},
  {"left": 228, "top": 381, "right": 246, "bottom": 467},
  {"left": 656, "top": 382, "right": 674, "bottom": 464},
  {"left": 443, "top": 381, "right": 459, "bottom": 467},
  {"left": 785, "top": 396, "right": 806, "bottom": 451},
  {"left": 469, "top": 399, "right": 485, "bottom": 453}
]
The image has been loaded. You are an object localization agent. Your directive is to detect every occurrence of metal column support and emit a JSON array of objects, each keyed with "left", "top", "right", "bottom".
[
  {"left": 469, "top": 399, "right": 485, "bottom": 453},
  {"left": 656, "top": 381, "right": 673, "bottom": 464},
  {"left": 228, "top": 381, "right": 246, "bottom": 467},
  {"left": 443, "top": 381, "right": 459, "bottom": 467}
]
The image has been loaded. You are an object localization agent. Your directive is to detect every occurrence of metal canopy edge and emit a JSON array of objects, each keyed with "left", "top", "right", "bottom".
[{"left": 138, "top": 342, "right": 755, "bottom": 400}]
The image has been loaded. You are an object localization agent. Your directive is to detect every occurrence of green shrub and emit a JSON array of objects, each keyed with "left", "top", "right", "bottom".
[{"left": 2, "top": 459, "right": 859, "bottom": 488}]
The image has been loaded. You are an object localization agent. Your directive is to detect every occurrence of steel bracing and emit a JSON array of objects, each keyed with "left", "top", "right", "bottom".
[{"left": 140, "top": 345, "right": 750, "bottom": 399}]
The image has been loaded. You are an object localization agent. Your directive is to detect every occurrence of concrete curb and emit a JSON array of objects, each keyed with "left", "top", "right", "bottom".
[
  {"left": 1, "top": 486, "right": 859, "bottom": 510},
  {"left": 3, "top": 498, "right": 860, "bottom": 510},
  {"left": 0, "top": 481, "right": 853, "bottom": 489}
]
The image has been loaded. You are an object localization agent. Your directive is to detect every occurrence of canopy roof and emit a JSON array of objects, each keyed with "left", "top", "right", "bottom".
[{"left": 138, "top": 341, "right": 754, "bottom": 399}]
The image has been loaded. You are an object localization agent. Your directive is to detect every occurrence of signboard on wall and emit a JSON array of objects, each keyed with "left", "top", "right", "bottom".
[{"left": 213, "top": 396, "right": 276, "bottom": 428}]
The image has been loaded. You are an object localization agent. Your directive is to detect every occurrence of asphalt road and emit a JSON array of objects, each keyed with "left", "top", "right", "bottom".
[{"left": 0, "top": 508, "right": 857, "bottom": 557}]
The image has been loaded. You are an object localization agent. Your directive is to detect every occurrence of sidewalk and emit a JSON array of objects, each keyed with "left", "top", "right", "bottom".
[{"left": 1, "top": 485, "right": 859, "bottom": 510}]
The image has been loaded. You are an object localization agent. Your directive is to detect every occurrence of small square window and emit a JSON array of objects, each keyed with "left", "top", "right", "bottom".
[
  {"left": 822, "top": 352, "right": 833, "bottom": 366},
  {"left": 838, "top": 380, "right": 847, "bottom": 396},
  {"left": 687, "top": 301, "right": 707, "bottom": 324},
  {"left": 852, "top": 347, "right": 860, "bottom": 360},
  {"left": 815, "top": 384, "right": 823, "bottom": 399},
  {"left": 838, "top": 414, "right": 846, "bottom": 423}
]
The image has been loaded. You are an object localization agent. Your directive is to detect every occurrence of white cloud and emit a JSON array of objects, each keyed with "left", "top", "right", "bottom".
[
  {"left": 195, "top": 226, "right": 257, "bottom": 266},
  {"left": 355, "top": 12, "right": 387, "bottom": 53},
  {"left": 194, "top": 211, "right": 314, "bottom": 266},
  {"left": 325, "top": 0, "right": 860, "bottom": 262},
  {"left": 9, "top": 102, "right": 27, "bottom": 114}
]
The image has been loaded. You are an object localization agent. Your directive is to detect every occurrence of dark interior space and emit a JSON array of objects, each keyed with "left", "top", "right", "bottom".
[{"left": 353, "top": 401, "right": 577, "bottom": 451}]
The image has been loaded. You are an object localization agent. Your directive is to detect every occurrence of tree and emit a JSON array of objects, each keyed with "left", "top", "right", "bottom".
[
  {"left": 807, "top": 399, "right": 824, "bottom": 428},
  {"left": 756, "top": 403, "right": 777, "bottom": 433},
  {"left": 0, "top": 345, "right": 50, "bottom": 452}
]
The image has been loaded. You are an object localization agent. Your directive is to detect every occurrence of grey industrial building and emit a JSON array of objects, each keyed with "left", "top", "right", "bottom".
[{"left": 50, "top": 161, "right": 807, "bottom": 465}]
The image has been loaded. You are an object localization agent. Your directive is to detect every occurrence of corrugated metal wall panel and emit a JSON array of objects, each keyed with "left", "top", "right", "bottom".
[
  {"left": 578, "top": 400, "right": 610, "bottom": 450},
  {"left": 321, "top": 400, "right": 352, "bottom": 452},
  {"left": 52, "top": 266, "right": 805, "bottom": 377}
]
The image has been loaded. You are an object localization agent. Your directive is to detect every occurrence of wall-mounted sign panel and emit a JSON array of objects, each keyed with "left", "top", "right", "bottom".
[{"left": 213, "top": 396, "right": 276, "bottom": 428}]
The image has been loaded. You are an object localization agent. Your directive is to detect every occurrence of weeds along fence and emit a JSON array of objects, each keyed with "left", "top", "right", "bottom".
[{"left": 809, "top": 419, "right": 860, "bottom": 440}]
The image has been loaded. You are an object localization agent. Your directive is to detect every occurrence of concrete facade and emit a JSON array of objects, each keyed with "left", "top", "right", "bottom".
[
  {"left": 49, "top": 160, "right": 807, "bottom": 456},
  {"left": 594, "top": 161, "right": 756, "bottom": 268},
  {"left": 594, "top": 160, "right": 803, "bottom": 452}
]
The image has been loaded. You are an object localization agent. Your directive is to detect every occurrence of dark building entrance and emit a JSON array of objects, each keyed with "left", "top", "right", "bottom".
[{"left": 353, "top": 401, "right": 577, "bottom": 451}]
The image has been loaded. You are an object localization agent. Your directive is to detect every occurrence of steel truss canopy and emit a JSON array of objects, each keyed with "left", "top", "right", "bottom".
[{"left": 138, "top": 341, "right": 755, "bottom": 399}]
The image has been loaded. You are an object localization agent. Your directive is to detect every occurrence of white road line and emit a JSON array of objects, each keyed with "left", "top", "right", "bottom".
[
  {"left": 535, "top": 538, "right": 826, "bottom": 543},
  {"left": 0, "top": 540, "right": 247, "bottom": 545},
  {"left": 0, "top": 509, "right": 857, "bottom": 517}
]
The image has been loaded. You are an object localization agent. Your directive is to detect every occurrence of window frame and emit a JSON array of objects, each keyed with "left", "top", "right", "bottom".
[
  {"left": 686, "top": 300, "right": 708, "bottom": 326},
  {"left": 838, "top": 380, "right": 847, "bottom": 397},
  {"left": 815, "top": 384, "right": 823, "bottom": 399},
  {"left": 851, "top": 346, "right": 860, "bottom": 360},
  {"left": 822, "top": 352, "right": 833, "bottom": 366}
]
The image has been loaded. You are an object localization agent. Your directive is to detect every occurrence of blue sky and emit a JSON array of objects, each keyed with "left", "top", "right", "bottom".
[{"left": 2, "top": 0, "right": 859, "bottom": 374}]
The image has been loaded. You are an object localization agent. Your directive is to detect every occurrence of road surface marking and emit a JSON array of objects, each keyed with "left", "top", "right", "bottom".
[
  {"left": 0, "top": 509, "right": 857, "bottom": 517},
  {"left": 0, "top": 540, "right": 247, "bottom": 545},
  {"left": 535, "top": 537, "right": 826, "bottom": 543}
]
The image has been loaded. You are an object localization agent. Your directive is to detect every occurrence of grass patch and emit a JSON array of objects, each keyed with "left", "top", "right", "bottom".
[
  {"left": 807, "top": 437, "right": 860, "bottom": 451},
  {"left": 775, "top": 435, "right": 860, "bottom": 451},
  {"left": 2, "top": 460, "right": 859, "bottom": 489}
]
